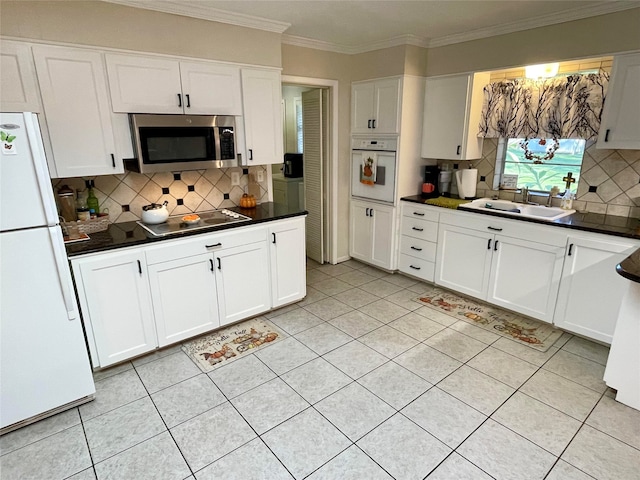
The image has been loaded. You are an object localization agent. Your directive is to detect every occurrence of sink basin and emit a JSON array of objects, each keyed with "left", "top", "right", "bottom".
[{"left": 460, "top": 198, "right": 575, "bottom": 221}]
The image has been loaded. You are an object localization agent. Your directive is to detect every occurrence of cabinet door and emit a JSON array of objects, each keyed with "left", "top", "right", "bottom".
[
  {"left": 349, "top": 201, "right": 372, "bottom": 263},
  {"left": 105, "top": 54, "right": 183, "bottom": 114},
  {"left": 554, "top": 236, "right": 638, "bottom": 343},
  {"left": 270, "top": 218, "right": 307, "bottom": 308},
  {"left": 216, "top": 242, "right": 271, "bottom": 326},
  {"left": 75, "top": 250, "right": 156, "bottom": 367},
  {"left": 1, "top": 41, "right": 41, "bottom": 112},
  {"left": 435, "top": 224, "right": 492, "bottom": 300},
  {"left": 370, "top": 204, "right": 396, "bottom": 269},
  {"left": 180, "top": 61, "right": 242, "bottom": 115},
  {"left": 351, "top": 82, "right": 375, "bottom": 133},
  {"left": 488, "top": 235, "right": 564, "bottom": 323},
  {"left": 372, "top": 78, "right": 401, "bottom": 133},
  {"left": 240, "top": 68, "right": 284, "bottom": 165},
  {"left": 148, "top": 253, "right": 219, "bottom": 347},
  {"left": 597, "top": 53, "right": 640, "bottom": 149},
  {"left": 33, "top": 46, "right": 123, "bottom": 177}
]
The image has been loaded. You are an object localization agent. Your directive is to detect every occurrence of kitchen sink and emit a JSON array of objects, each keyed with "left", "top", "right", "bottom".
[{"left": 459, "top": 198, "right": 575, "bottom": 221}]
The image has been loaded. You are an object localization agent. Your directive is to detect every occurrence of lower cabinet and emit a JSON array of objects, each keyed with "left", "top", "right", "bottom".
[
  {"left": 72, "top": 248, "right": 156, "bottom": 367},
  {"left": 554, "top": 233, "right": 640, "bottom": 344},
  {"left": 350, "top": 200, "right": 397, "bottom": 270},
  {"left": 270, "top": 217, "right": 307, "bottom": 308},
  {"left": 398, "top": 203, "right": 439, "bottom": 282}
]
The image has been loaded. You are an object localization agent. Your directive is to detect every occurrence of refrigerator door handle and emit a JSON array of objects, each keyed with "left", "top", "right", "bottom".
[{"left": 48, "top": 227, "right": 78, "bottom": 320}]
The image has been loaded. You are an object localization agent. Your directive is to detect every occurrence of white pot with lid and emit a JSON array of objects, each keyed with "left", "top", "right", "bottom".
[{"left": 141, "top": 201, "right": 169, "bottom": 224}]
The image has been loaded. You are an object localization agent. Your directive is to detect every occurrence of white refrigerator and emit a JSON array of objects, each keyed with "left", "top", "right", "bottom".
[{"left": 0, "top": 113, "right": 95, "bottom": 434}]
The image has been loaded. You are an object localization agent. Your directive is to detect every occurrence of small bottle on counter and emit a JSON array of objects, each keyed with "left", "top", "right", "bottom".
[
  {"left": 560, "top": 190, "right": 574, "bottom": 210},
  {"left": 86, "top": 180, "right": 99, "bottom": 217}
]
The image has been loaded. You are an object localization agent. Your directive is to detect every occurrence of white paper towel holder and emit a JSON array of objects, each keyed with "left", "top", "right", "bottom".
[{"left": 455, "top": 168, "right": 478, "bottom": 199}]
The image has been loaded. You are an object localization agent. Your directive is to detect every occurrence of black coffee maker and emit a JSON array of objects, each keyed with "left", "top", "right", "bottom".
[{"left": 421, "top": 166, "right": 440, "bottom": 199}]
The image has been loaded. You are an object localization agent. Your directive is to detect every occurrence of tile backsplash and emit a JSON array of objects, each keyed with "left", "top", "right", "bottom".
[
  {"left": 52, "top": 166, "right": 270, "bottom": 223},
  {"left": 438, "top": 139, "right": 640, "bottom": 218}
]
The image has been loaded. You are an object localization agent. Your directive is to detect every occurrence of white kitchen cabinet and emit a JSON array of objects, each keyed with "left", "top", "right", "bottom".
[
  {"left": 398, "top": 203, "right": 440, "bottom": 282},
  {"left": 596, "top": 53, "right": 640, "bottom": 150},
  {"left": 0, "top": 40, "right": 41, "bottom": 112},
  {"left": 105, "top": 54, "right": 242, "bottom": 115},
  {"left": 32, "top": 45, "right": 127, "bottom": 177},
  {"left": 215, "top": 241, "right": 271, "bottom": 325},
  {"left": 421, "top": 72, "right": 490, "bottom": 160},
  {"left": 351, "top": 78, "right": 401, "bottom": 134},
  {"left": 554, "top": 233, "right": 640, "bottom": 344},
  {"left": 272, "top": 175, "right": 304, "bottom": 210},
  {"left": 350, "top": 200, "right": 397, "bottom": 270},
  {"left": 147, "top": 253, "right": 219, "bottom": 347},
  {"left": 269, "top": 217, "right": 307, "bottom": 308},
  {"left": 240, "top": 68, "right": 284, "bottom": 165},
  {"left": 72, "top": 249, "right": 156, "bottom": 368}
]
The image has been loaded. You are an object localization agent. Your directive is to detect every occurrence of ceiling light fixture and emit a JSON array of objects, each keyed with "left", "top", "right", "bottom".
[{"left": 525, "top": 63, "right": 559, "bottom": 79}]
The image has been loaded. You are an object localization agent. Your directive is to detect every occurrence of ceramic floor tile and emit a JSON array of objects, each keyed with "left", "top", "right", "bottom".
[
  {"left": 553, "top": 331, "right": 574, "bottom": 348},
  {"left": 402, "top": 387, "right": 487, "bottom": 449},
  {"left": 388, "top": 312, "right": 445, "bottom": 341},
  {"left": 67, "top": 467, "right": 97, "bottom": 480},
  {"left": 323, "top": 340, "right": 388, "bottom": 379},
  {"left": 359, "top": 279, "right": 405, "bottom": 297},
  {"left": 310, "top": 278, "right": 353, "bottom": 296},
  {"left": 0, "top": 424, "right": 91, "bottom": 480},
  {"left": 135, "top": 351, "right": 201, "bottom": 394},
  {"left": 332, "top": 287, "right": 380, "bottom": 309},
  {"left": 358, "top": 361, "right": 432, "bottom": 410},
  {"left": 281, "top": 358, "right": 353, "bottom": 404},
  {"left": 407, "top": 281, "right": 431, "bottom": 294},
  {"left": 394, "top": 343, "right": 462, "bottom": 384},
  {"left": 296, "top": 286, "right": 328, "bottom": 307},
  {"left": 412, "top": 306, "right": 457, "bottom": 326},
  {"left": 545, "top": 460, "right": 594, "bottom": 480},
  {"left": 328, "top": 310, "right": 384, "bottom": 338},
  {"left": 382, "top": 273, "right": 419, "bottom": 289},
  {"left": 93, "top": 432, "right": 190, "bottom": 480},
  {"left": 356, "top": 265, "right": 388, "bottom": 278},
  {"left": 84, "top": 397, "right": 166, "bottom": 463},
  {"left": 426, "top": 452, "right": 493, "bottom": 480},
  {"left": 561, "top": 336, "right": 610, "bottom": 366},
  {"left": 195, "top": 438, "right": 294, "bottom": 480},
  {"left": 208, "top": 353, "right": 276, "bottom": 399},
  {"left": 263, "top": 303, "right": 303, "bottom": 320},
  {"left": 449, "top": 320, "right": 500, "bottom": 344},
  {"left": 438, "top": 366, "right": 515, "bottom": 416},
  {"left": 131, "top": 344, "right": 184, "bottom": 367},
  {"left": 586, "top": 395, "right": 640, "bottom": 450},
  {"left": 492, "top": 392, "right": 582, "bottom": 456},
  {"left": 425, "top": 329, "right": 488, "bottom": 363},
  {"left": 79, "top": 369, "right": 148, "bottom": 421},
  {"left": 335, "top": 270, "right": 378, "bottom": 287},
  {"left": 306, "top": 258, "right": 322, "bottom": 270},
  {"left": 305, "top": 269, "right": 331, "bottom": 285},
  {"left": 467, "top": 347, "right": 538, "bottom": 388},
  {"left": 231, "top": 378, "right": 309, "bottom": 434},
  {"left": 171, "top": 402, "right": 256, "bottom": 472},
  {"left": 358, "top": 299, "right": 410, "bottom": 324},
  {"left": 383, "top": 289, "right": 424, "bottom": 311},
  {"left": 359, "top": 325, "right": 419, "bottom": 358},
  {"left": 520, "top": 369, "right": 602, "bottom": 421},
  {"left": 357, "top": 413, "right": 451, "bottom": 480},
  {"left": 307, "top": 445, "right": 393, "bottom": 480},
  {"left": 315, "top": 383, "right": 395, "bottom": 441},
  {"left": 294, "top": 322, "right": 352, "bottom": 355},
  {"left": 0, "top": 407, "right": 80, "bottom": 455},
  {"left": 254, "top": 337, "right": 317, "bottom": 375},
  {"left": 151, "top": 374, "right": 226, "bottom": 428},
  {"left": 262, "top": 409, "right": 351, "bottom": 480},
  {"left": 316, "top": 263, "right": 354, "bottom": 277},
  {"left": 302, "top": 297, "right": 353, "bottom": 321},
  {"left": 91, "top": 361, "right": 133, "bottom": 382},
  {"left": 492, "top": 337, "right": 560, "bottom": 366},
  {"left": 269, "top": 307, "right": 324, "bottom": 335},
  {"left": 458, "top": 419, "right": 557, "bottom": 480},
  {"left": 543, "top": 350, "right": 607, "bottom": 393},
  {"left": 562, "top": 425, "right": 640, "bottom": 480}
]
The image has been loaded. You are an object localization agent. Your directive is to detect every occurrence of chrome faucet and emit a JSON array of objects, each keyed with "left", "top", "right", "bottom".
[{"left": 521, "top": 187, "right": 534, "bottom": 204}]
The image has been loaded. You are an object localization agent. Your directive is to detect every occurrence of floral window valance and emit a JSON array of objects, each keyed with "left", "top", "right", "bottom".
[{"left": 478, "top": 73, "right": 609, "bottom": 141}]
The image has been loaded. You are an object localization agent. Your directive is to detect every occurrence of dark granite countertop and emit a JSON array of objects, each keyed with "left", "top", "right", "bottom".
[
  {"left": 401, "top": 195, "right": 640, "bottom": 240},
  {"left": 617, "top": 248, "right": 640, "bottom": 283},
  {"left": 65, "top": 203, "right": 307, "bottom": 257}
]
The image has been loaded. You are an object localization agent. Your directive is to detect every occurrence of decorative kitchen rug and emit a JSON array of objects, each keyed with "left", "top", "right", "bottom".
[
  {"left": 182, "top": 318, "right": 286, "bottom": 373},
  {"left": 414, "top": 286, "right": 563, "bottom": 351}
]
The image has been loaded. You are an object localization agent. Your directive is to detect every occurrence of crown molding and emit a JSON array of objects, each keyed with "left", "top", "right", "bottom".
[
  {"left": 102, "top": 0, "right": 291, "bottom": 33},
  {"left": 281, "top": 34, "right": 353, "bottom": 54},
  {"left": 282, "top": 33, "right": 429, "bottom": 55},
  {"left": 427, "top": 1, "right": 640, "bottom": 48}
]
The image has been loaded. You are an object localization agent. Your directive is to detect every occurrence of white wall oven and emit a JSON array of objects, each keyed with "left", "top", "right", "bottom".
[{"left": 351, "top": 137, "right": 397, "bottom": 204}]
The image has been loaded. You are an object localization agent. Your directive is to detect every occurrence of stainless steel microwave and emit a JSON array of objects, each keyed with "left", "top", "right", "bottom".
[{"left": 125, "top": 114, "right": 237, "bottom": 173}]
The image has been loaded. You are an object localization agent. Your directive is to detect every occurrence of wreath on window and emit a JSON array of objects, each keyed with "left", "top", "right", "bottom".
[{"left": 519, "top": 137, "right": 560, "bottom": 164}]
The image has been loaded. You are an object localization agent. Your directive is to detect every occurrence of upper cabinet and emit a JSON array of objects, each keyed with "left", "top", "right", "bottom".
[
  {"left": 32, "top": 45, "right": 127, "bottom": 177},
  {"left": 0, "top": 41, "right": 41, "bottom": 112},
  {"left": 240, "top": 68, "right": 284, "bottom": 165},
  {"left": 597, "top": 53, "right": 640, "bottom": 150},
  {"left": 351, "top": 77, "right": 401, "bottom": 134},
  {"left": 105, "top": 54, "right": 243, "bottom": 115},
  {"left": 421, "top": 72, "right": 490, "bottom": 160}
]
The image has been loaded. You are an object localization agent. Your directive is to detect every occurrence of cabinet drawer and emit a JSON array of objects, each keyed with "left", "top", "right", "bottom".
[
  {"left": 398, "top": 254, "right": 435, "bottom": 282},
  {"left": 400, "top": 236, "right": 436, "bottom": 262},
  {"left": 402, "top": 203, "right": 439, "bottom": 223},
  {"left": 401, "top": 218, "right": 438, "bottom": 243}
]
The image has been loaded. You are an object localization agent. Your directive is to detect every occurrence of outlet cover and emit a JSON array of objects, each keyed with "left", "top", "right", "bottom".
[
  {"left": 231, "top": 171, "right": 240, "bottom": 186},
  {"left": 256, "top": 171, "right": 264, "bottom": 182}
]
